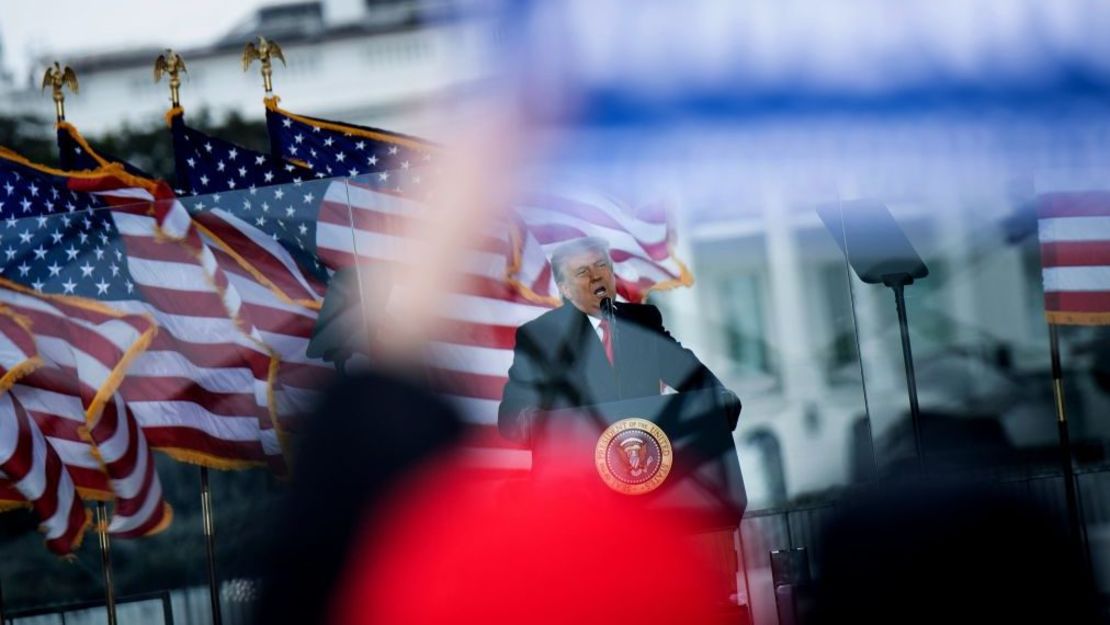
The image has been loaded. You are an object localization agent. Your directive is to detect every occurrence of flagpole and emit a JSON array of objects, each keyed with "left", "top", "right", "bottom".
[
  {"left": 95, "top": 502, "right": 118, "bottom": 625},
  {"left": 200, "top": 466, "right": 223, "bottom": 625},
  {"left": 153, "top": 54, "right": 224, "bottom": 625},
  {"left": 1048, "top": 324, "right": 1089, "bottom": 566}
]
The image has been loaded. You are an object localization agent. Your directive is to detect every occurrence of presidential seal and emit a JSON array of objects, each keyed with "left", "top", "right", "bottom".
[{"left": 595, "top": 418, "right": 673, "bottom": 495}]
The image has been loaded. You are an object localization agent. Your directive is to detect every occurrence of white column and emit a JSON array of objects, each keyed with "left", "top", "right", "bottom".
[{"left": 764, "top": 191, "right": 823, "bottom": 403}]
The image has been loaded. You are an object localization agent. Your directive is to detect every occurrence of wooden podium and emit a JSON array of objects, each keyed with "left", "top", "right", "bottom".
[{"left": 530, "top": 390, "right": 749, "bottom": 622}]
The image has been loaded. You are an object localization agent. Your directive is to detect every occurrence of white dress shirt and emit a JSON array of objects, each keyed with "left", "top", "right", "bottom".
[{"left": 588, "top": 314, "right": 605, "bottom": 341}]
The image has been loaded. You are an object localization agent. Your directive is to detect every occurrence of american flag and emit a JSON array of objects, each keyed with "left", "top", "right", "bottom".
[
  {"left": 0, "top": 295, "right": 114, "bottom": 507},
  {"left": 179, "top": 110, "right": 527, "bottom": 457},
  {"left": 168, "top": 108, "right": 328, "bottom": 296},
  {"left": 0, "top": 148, "right": 282, "bottom": 539},
  {"left": 56, "top": 122, "right": 291, "bottom": 471},
  {"left": 1038, "top": 192, "right": 1110, "bottom": 325},
  {"left": 0, "top": 311, "right": 90, "bottom": 554},
  {"left": 57, "top": 122, "right": 150, "bottom": 179},
  {"left": 265, "top": 101, "right": 537, "bottom": 469},
  {"left": 0, "top": 150, "right": 189, "bottom": 540},
  {"left": 0, "top": 283, "right": 172, "bottom": 540},
  {"left": 264, "top": 102, "right": 696, "bottom": 471},
  {"left": 168, "top": 109, "right": 335, "bottom": 423},
  {"left": 512, "top": 191, "right": 692, "bottom": 303},
  {"left": 264, "top": 97, "right": 435, "bottom": 189}
]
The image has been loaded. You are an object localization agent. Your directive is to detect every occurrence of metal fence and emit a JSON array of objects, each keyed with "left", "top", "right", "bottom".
[
  {"left": 737, "top": 467, "right": 1110, "bottom": 625},
  {"left": 3, "top": 582, "right": 257, "bottom": 625}
]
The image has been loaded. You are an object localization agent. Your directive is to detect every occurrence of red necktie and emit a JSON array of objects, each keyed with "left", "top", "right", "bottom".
[{"left": 599, "top": 319, "right": 614, "bottom": 365}]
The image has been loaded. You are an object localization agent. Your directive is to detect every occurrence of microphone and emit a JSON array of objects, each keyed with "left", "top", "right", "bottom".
[{"left": 600, "top": 297, "right": 615, "bottom": 318}]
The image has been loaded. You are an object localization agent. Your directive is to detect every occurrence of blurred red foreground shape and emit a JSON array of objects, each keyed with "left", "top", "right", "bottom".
[{"left": 331, "top": 445, "right": 737, "bottom": 625}]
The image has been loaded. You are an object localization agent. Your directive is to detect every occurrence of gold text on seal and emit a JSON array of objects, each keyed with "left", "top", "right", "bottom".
[{"left": 594, "top": 418, "right": 673, "bottom": 495}]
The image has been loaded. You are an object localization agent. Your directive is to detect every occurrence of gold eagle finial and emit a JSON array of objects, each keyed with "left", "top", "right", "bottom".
[
  {"left": 41, "top": 61, "right": 78, "bottom": 122},
  {"left": 154, "top": 49, "right": 188, "bottom": 108},
  {"left": 241, "top": 36, "right": 286, "bottom": 96}
]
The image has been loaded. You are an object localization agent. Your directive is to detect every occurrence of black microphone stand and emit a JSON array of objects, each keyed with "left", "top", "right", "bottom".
[
  {"left": 817, "top": 200, "right": 930, "bottom": 471},
  {"left": 883, "top": 273, "right": 924, "bottom": 466}
]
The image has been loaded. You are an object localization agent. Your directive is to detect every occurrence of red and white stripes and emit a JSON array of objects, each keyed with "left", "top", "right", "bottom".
[
  {"left": 0, "top": 286, "right": 168, "bottom": 550},
  {"left": 110, "top": 206, "right": 284, "bottom": 473},
  {"left": 1038, "top": 192, "right": 1110, "bottom": 325},
  {"left": 515, "top": 190, "right": 691, "bottom": 303},
  {"left": 0, "top": 310, "right": 88, "bottom": 554},
  {"left": 0, "top": 392, "right": 89, "bottom": 554}
]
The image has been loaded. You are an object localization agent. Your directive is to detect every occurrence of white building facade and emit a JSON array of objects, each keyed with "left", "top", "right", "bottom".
[{"left": 2, "top": 0, "right": 491, "bottom": 137}]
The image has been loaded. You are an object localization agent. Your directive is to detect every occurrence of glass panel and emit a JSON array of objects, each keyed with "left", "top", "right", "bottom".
[
  {"left": 672, "top": 194, "right": 872, "bottom": 510},
  {"left": 835, "top": 180, "right": 1064, "bottom": 476},
  {"left": 825, "top": 115, "right": 1110, "bottom": 603}
]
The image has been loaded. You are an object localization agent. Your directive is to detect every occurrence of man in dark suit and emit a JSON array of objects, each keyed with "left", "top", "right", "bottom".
[{"left": 498, "top": 236, "right": 740, "bottom": 445}]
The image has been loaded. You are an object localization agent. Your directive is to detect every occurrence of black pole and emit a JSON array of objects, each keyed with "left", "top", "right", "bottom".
[
  {"left": 95, "top": 503, "right": 118, "bottom": 625},
  {"left": 200, "top": 467, "right": 223, "bottom": 625},
  {"left": 890, "top": 279, "right": 924, "bottom": 468},
  {"left": 0, "top": 571, "right": 6, "bottom": 625},
  {"left": 1048, "top": 325, "right": 1090, "bottom": 569}
]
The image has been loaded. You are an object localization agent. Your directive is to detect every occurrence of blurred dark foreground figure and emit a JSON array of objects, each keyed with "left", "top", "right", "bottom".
[
  {"left": 812, "top": 476, "right": 1101, "bottom": 625},
  {"left": 329, "top": 440, "right": 732, "bottom": 625},
  {"left": 253, "top": 371, "right": 463, "bottom": 625}
]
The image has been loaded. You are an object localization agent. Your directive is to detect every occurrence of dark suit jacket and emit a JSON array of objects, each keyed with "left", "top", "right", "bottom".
[{"left": 498, "top": 302, "right": 729, "bottom": 444}]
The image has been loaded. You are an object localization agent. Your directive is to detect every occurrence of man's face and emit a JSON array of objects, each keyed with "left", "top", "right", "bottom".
[{"left": 557, "top": 248, "right": 617, "bottom": 316}]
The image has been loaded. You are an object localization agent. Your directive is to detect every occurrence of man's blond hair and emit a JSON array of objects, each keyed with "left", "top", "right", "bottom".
[{"left": 550, "top": 236, "right": 612, "bottom": 285}]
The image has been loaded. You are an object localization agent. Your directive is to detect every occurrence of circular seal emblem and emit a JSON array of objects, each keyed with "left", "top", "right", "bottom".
[{"left": 594, "top": 418, "right": 673, "bottom": 495}]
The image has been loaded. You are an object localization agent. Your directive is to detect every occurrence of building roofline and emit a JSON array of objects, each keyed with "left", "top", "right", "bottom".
[{"left": 30, "top": 9, "right": 445, "bottom": 75}]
